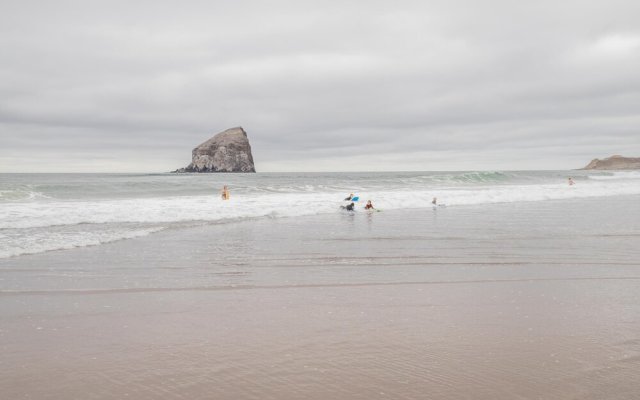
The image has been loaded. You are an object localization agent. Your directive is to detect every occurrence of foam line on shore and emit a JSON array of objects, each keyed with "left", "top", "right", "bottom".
[{"left": 2, "top": 171, "right": 640, "bottom": 259}]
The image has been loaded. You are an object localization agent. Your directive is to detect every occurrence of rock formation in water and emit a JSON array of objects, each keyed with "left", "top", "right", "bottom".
[
  {"left": 581, "top": 155, "right": 640, "bottom": 170},
  {"left": 175, "top": 127, "right": 256, "bottom": 173}
]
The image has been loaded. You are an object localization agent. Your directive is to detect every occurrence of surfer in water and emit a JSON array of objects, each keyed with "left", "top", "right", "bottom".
[
  {"left": 344, "top": 193, "right": 354, "bottom": 201},
  {"left": 221, "top": 185, "right": 230, "bottom": 200},
  {"left": 364, "top": 200, "right": 375, "bottom": 210},
  {"left": 341, "top": 202, "right": 355, "bottom": 211},
  {"left": 568, "top": 177, "right": 575, "bottom": 186},
  {"left": 432, "top": 197, "right": 446, "bottom": 209}
]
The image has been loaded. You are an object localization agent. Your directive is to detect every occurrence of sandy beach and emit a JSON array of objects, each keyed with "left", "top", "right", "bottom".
[
  {"left": 1, "top": 195, "right": 639, "bottom": 399},
  {"left": 3, "top": 0, "right": 640, "bottom": 397}
]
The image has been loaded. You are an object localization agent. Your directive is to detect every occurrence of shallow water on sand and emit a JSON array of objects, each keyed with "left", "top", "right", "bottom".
[{"left": 1, "top": 196, "right": 639, "bottom": 399}]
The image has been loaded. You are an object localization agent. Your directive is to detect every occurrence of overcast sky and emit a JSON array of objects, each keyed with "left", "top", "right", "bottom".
[{"left": 1, "top": 0, "right": 639, "bottom": 172}]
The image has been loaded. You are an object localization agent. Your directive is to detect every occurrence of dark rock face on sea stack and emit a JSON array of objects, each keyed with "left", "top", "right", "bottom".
[
  {"left": 179, "top": 127, "right": 256, "bottom": 173},
  {"left": 581, "top": 155, "right": 640, "bottom": 170}
]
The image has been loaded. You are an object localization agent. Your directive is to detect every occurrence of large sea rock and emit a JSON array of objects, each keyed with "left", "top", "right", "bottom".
[
  {"left": 581, "top": 155, "right": 640, "bottom": 170},
  {"left": 176, "top": 127, "right": 256, "bottom": 173}
]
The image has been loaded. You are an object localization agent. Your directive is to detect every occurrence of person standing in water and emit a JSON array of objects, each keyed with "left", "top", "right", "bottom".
[
  {"left": 221, "top": 185, "right": 230, "bottom": 200},
  {"left": 568, "top": 177, "right": 575, "bottom": 186},
  {"left": 432, "top": 197, "right": 437, "bottom": 206}
]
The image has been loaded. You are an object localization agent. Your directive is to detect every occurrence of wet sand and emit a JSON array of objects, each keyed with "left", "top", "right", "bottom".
[{"left": 1, "top": 196, "right": 640, "bottom": 399}]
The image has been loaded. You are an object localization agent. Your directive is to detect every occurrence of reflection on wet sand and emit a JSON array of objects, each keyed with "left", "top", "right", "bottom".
[{"left": 1, "top": 196, "right": 639, "bottom": 399}]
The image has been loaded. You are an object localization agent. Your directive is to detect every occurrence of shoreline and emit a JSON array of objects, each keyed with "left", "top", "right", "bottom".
[
  {"left": 1, "top": 193, "right": 639, "bottom": 399},
  {"left": 3, "top": 193, "right": 640, "bottom": 261}
]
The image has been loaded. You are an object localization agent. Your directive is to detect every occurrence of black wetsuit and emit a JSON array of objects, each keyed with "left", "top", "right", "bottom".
[{"left": 341, "top": 203, "right": 355, "bottom": 211}]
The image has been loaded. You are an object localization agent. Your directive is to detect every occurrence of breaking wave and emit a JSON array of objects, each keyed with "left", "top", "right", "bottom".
[{"left": 1, "top": 170, "right": 640, "bottom": 258}]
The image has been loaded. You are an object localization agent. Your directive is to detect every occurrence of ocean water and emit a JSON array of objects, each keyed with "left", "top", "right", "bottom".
[
  {"left": 1, "top": 174, "right": 639, "bottom": 399},
  {"left": 1, "top": 170, "right": 640, "bottom": 258},
  {"left": 2, "top": 195, "right": 639, "bottom": 399}
]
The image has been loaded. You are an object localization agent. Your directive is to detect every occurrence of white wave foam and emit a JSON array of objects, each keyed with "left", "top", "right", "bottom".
[
  {"left": 1, "top": 177, "right": 640, "bottom": 258},
  {"left": 0, "top": 226, "right": 164, "bottom": 259},
  {"left": 0, "top": 189, "right": 51, "bottom": 202},
  {"left": 2, "top": 179, "right": 640, "bottom": 230}
]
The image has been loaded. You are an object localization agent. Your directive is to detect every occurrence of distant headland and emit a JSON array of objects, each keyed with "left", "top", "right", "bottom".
[
  {"left": 580, "top": 155, "right": 640, "bottom": 170},
  {"left": 173, "top": 127, "right": 256, "bottom": 173}
]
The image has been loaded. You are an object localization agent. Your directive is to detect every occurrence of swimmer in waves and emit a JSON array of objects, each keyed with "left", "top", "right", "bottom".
[
  {"left": 221, "top": 185, "right": 230, "bottom": 200},
  {"left": 340, "top": 202, "right": 355, "bottom": 211}
]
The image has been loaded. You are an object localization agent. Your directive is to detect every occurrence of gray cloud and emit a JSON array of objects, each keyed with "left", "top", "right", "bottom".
[{"left": 1, "top": 0, "right": 639, "bottom": 172}]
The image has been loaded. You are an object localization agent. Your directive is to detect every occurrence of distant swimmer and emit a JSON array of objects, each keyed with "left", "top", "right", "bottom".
[
  {"left": 221, "top": 185, "right": 230, "bottom": 200},
  {"left": 344, "top": 193, "right": 354, "bottom": 201},
  {"left": 341, "top": 202, "right": 355, "bottom": 211},
  {"left": 364, "top": 200, "right": 375, "bottom": 210},
  {"left": 568, "top": 177, "right": 575, "bottom": 186},
  {"left": 432, "top": 197, "right": 446, "bottom": 209}
]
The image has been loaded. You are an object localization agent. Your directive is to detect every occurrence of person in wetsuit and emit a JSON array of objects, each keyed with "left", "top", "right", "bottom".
[{"left": 341, "top": 202, "right": 355, "bottom": 211}]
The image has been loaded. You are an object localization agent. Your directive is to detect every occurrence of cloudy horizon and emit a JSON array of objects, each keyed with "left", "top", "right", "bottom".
[{"left": 1, "top": 0, "right": 639, "bottom": 172}]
